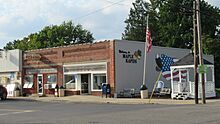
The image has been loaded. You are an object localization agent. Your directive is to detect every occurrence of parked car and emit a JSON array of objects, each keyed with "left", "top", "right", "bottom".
[{"left": 0, "top": 85, "right": 7, "bottom": 100}]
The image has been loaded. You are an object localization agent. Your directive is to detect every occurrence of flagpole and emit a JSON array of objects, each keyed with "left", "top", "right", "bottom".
[{"left": 142, "top": 14, "right": 149, "bottom": 86}]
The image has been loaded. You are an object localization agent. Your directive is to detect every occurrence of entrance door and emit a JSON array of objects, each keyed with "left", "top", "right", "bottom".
[
  {"left": 37, "top": 75, "right": 43, "bottom": 95},
  {"left": 81, "top": 74, "right": 89, "bottom": 94}
]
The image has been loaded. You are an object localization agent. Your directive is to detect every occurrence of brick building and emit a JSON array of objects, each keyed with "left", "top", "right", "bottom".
[
  {"left": 22, "top": 40, "right": 191, "bottom": 97},
  {"left": 22, "top": 41, "right": 115, "bottom": 96}
]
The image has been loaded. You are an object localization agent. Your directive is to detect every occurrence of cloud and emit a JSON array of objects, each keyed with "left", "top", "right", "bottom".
[
  {"left": 206, "top": 0, "right": 220, "bottom": 8},
  {"left": 0, "top": 0, "right": 219, "bottom": 49}
]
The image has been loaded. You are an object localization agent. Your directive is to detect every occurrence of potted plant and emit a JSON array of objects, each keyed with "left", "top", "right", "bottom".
[
  {"left": 140, "top": 84, "right": 148, "bottom": 99},
  {"left": 58, "top": 85, "right": 65, "bottom": 97}
]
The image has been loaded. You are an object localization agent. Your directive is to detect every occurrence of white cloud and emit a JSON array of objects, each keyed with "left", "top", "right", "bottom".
[
  {"left": 0, "top": 0, "right": 219, "bottom": 49},
  {"left": 206, "top": 0, "right": 220, "bottom": 7}
]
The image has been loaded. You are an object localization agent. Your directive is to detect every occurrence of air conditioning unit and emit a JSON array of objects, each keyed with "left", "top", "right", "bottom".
[{"left": 44, "top": 84, "right": 52, "bottom": 89}]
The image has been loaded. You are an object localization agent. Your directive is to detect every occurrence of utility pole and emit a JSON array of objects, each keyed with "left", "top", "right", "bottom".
[
  {"left": 196, "top": 0, "right": 206, "bottom": 104},
  {"left": 193, "top": 0, "right": 199, "bottom": 104}
]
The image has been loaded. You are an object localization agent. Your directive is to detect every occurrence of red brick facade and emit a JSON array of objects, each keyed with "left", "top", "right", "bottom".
[{"left": 22, "top": 41, "right": 115, "bottom": 96}]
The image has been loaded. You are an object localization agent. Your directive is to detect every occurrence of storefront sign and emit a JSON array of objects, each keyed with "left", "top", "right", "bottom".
[{"left": 119, "top": 49, "right": 142, "bottom": 64}]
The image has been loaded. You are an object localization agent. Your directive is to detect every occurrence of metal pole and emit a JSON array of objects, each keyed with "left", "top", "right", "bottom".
[
  {"left": 196, "top": 0, "right": 206, "bottom": 104},
  {"left": 193, "top": 0, "right": 199, "bottom": 104},
  {"left": 142, "top": 15, "right": 149, "bottom": 85}
]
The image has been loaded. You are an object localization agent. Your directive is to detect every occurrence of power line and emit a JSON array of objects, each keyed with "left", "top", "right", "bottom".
[
  {"left": 74, "top": 0, "right": 129, "bottom": 21},
  {"left": 102, "top": 0, "right": 130, "bottom": 6}
]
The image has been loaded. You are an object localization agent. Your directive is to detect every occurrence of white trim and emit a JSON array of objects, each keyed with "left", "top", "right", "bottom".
[
  {"left": 171, "top": 65, "right": 194, "bottom": 69},
  {"left": 63, "top": 74, "right": 77, "bottom": 90},
  {"left": 63, "top": 62, "right": 107, "bottom": 67},
  {"left": 171, "top": 64, "right": 216, "bottom": 99},
  {"left": 37, "top": 74, "right": 43, "bottom": 95},
  {"left": 91, "top": 73, "right": 107, "bottom": 92},
  {"left": 171, "top": 68, "right": 174, "bottom": 98},
  {"left": 171, "top": 64, "right": 214, "bottom": 69},
  {"left": 187, "top": 69, "right": 189, "bottom": 82},
  {"left": 63, "top": 62, "right": 107, "bottom": 93},
  {"left": 64, "top": 71, "right": 106, "bottom": 75}
]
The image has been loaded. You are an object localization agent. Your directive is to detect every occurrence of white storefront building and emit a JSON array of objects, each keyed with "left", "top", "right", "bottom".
[{"left": 0, "top": 49, "right": 23, "bottom": 96}]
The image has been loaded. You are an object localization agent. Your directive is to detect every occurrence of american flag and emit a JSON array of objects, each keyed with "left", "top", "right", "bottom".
[
  {"left": 160, "top": 54, "right": 187, "bottom": 81},
  {"left": 146, "top": 27, "right": 152, "bottom": 53}
]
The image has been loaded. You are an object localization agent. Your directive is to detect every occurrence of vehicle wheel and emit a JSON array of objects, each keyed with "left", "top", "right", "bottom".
[{"left": 1, "top": 92, "right": 7, "bottom": 100}]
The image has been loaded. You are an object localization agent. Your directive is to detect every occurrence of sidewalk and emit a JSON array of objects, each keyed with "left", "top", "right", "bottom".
[{"left": 9, "top": 95, "right": 220, "bottom": 105}]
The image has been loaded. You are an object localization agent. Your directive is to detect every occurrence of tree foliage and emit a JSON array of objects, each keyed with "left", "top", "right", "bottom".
[
  {"left": 123, "top": 0, "right": 220, "bottom": 87},
  {"left": 4, "top": 21, "right": 94, "bottom": 51},
  {"left": 122, "top": 0, "right": 158, "bottom": 44},
  {"left": 123, "top": 0, "right": 220, "bottom": 48}
]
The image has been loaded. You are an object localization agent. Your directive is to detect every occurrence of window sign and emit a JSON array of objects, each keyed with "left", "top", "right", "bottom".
[{"left": 23, "top": 75, "right": 34, "bottom": 88}]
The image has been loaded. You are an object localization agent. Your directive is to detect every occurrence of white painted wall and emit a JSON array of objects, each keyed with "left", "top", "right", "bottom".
[
  {"left": 0, "top": 49, "right": 22, "bottom": 72},
  {"left": 114, "top": 40, "right": 145, "bottom": 93},
  {"left": 114, "top": 40, "right": 191, "bottom": 93}
]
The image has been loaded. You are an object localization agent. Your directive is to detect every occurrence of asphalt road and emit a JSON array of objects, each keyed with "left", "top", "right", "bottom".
[{"left": 0, "top": 99, "right": 220, "bottom": 124}]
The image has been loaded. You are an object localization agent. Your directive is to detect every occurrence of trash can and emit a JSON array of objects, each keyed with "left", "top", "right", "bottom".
[{"left": 140, "top": 85, "right": 148, "bottom": 99}]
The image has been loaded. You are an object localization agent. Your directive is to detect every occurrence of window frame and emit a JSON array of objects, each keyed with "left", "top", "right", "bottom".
[
  {"left": 64, "top": 74, "right": 77, "bottom": 90},
  {"left": 46, "top": 74, "right": 57, "bottom": 84},
  {"left": 92, "top": 73, "right": 107, "bottom": 91}
]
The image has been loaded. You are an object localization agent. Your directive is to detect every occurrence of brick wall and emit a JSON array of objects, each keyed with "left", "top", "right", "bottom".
[{"left": 23, "top": 41, "right": 116, "bottom": 96}]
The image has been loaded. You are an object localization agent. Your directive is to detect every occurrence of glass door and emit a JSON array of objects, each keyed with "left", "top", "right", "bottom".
[
  {"left": 81, "top": 74, "right": 89, "bottom": 94},
  {"left": 37, "top": 75, "right": 43, "bottom": 95}
]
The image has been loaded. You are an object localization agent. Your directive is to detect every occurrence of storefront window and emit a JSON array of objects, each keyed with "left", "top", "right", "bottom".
[
  {"left": 46, "top": 74, "right": 57, "bottom": 88},
  {"left": 47, "top": 74, "right": 57, "bottom": 84},
  {"left": 65, "top": 75, "right": 76, "bottom": 89},
  {"left": 93, "top": 74, "right": 106, "bottom": 90},
  {"left": 23, "top": 75, "right": 34, "bottom": 88}
]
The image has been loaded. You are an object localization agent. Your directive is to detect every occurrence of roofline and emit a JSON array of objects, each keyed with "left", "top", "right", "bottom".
[{"left": 26, "top": 39, "right": 115, "bottom": 52}]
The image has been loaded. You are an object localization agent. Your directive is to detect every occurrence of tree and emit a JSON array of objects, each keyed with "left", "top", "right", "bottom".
[
  {"left": 123, "top": 0, "right": 220, "bottom": 48},
  {"left": 152, "top": 0, "right": 220, "bottom": 87},
  {"left": 153, "top": 0, "right": 194, "bottom": 48},
  {"left": 4, "top": 21, "right": 94, "bottom": 51},
  {"left": 151, "top": 0, "right": 220, "bottom": 48},
  {"left": 122, "top": 0, "right": 158, "bottom": 45},
  {"left": 123, "top": 0, "right": 220, "bottom": 87}
]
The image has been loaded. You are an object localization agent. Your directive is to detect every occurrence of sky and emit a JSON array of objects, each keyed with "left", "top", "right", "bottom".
[{"left": 0, "top": 0, "right": 219, "bottom": 49}]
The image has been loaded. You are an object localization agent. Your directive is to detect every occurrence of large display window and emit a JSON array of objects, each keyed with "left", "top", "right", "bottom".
[
  {"left": 65, "top": 74, "right": 77, "bottom": 89},
  {"left": 92, "top": 74, "right": 106, "bottom": 91}
]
